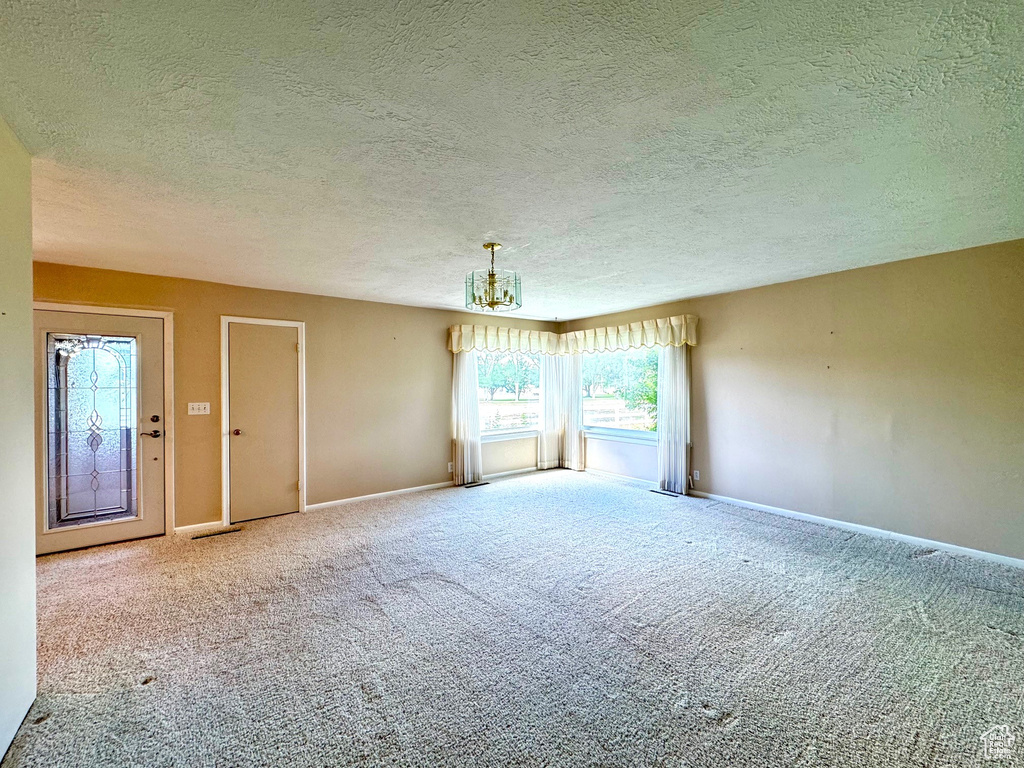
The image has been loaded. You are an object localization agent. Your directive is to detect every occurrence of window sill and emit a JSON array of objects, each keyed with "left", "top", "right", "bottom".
[
  {"left": 583, "top": 427, "right": 657, "bottom": 446},
  {"left": 481, "top": 429, "right": 540, "bottom": 443}
]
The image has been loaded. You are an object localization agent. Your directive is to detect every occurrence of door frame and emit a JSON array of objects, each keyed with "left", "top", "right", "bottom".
[
  {"left": 32, "top": 302, "right": 176, "bottom": 536},
  {"left": 220, "top": 316, "right": 307, "bottom": 526}
]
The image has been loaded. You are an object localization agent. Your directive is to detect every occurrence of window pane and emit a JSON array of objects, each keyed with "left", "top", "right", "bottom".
[
  {"left": 582, "top": 348, "right": 658, "bottom": 432},
  {"left": 477, "top": 350, "right": 541, "bottom": 432}
]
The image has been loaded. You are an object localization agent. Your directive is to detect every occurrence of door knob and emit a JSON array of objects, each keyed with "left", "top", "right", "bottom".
[
  {"left": 141, "top": 430, "right": 162, "bottom": 438},
  {"left": 232, "top": 429, "right": 242, "bottom": 436}
]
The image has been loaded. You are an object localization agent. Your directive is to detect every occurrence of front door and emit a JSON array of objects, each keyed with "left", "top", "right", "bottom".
[
  {"left": 34, "top": 310, "right": 166, "bottom": 554},
  {"left": 226, "top": 320, "right": 301, "bottom": 523}
]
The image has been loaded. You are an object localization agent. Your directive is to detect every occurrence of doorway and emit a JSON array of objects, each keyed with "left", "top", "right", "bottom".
[
  {"left": 221, "top": 317, "right": 306, "bottom": 524},
  {"left": 33, "top": 307, "right": 173, "bottom": 554}
]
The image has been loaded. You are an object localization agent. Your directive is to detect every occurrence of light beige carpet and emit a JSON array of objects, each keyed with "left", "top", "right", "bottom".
[{"left": 4, "top": 471, "right": 1023, "bottom": 767}]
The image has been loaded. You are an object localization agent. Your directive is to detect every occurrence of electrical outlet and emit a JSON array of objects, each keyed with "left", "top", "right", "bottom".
[
  {"left": 188, "top": 402, "right": 211, "bottom": 415},
  {"left": 448, "top": 462, "right": 453, "bottom": 473},
  {"left": 693, "top": 470, "right": 700, "bottom": 481}
]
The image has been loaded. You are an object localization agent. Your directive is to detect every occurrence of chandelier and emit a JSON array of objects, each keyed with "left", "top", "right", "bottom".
[{"left": 465, "top": 242, "right": 522, "bottom": 312}]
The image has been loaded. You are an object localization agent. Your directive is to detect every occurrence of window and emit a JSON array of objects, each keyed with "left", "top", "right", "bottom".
[
  {"left": 582, "top": 347, "right": 658, "bottom": 432},
  {"left": 477, "top": 350, "right": 541, "bottom": 433}
]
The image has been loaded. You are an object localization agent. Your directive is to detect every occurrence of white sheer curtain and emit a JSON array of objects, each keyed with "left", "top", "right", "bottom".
[
  {"left": 657, "top": 343, "right": 690, "bottom": 494},
  {"left": 562, "top": 354, "right": 584, "bottom": 470},
  {"left": 538, "top": 354, "right": 585, "bottom": 471},
  {"left": 451, "top": 351, "right": 483, "bottom": 485},
  {"left": 538, "top": 355, "right": 562, "bottom": 470}
]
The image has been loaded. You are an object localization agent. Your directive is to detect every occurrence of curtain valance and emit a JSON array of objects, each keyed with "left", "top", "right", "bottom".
[
  {"left": 448, "top": 314, "right": 698, "bottom": 355},
  {"left": 448, "top": 326, "right": 563, "bottom": 355}
]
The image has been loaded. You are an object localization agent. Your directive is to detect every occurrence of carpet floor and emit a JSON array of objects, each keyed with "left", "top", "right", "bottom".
[{"left": 4, "top": 471, "right": 1023, "bottom": 767}]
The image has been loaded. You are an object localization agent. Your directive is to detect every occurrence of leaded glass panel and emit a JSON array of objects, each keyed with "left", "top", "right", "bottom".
[{"left": 46, "top": 334, "right": 139, "bottom": 529}]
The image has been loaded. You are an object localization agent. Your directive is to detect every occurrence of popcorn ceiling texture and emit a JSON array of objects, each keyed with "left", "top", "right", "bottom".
[{"left": 0, "top": 0, "right": 1022, "bottom": 319}]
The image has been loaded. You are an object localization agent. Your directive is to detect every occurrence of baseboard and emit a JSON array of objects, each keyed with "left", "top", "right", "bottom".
[
  {"left": 585, "top": 467, "right": 656, "bottom": 483},
  {"left": 305, "top": 481, "right": 454, "bottom": 511},
  {"left": 173, "top": 521, "right": 227, "bottom": 535},
  {"left": 482, "top": 467, "right": 538, "bottom": 480},
  {"left": 690, "top": 491, "right": 1024, "bottom": 570}
]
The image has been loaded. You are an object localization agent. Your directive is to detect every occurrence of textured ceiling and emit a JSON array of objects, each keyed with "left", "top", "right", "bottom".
[{"left": 1, "top": 0, "right": 1022, "bottom": 320}]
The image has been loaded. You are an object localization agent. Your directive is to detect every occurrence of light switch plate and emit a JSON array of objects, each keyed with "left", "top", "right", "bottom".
[{"left": 188, "top": 402, "right": 211, "bottom": 415}]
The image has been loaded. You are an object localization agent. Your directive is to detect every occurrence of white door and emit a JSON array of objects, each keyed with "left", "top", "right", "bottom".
[
  {"left": 225, "top": 320, "right": 302, "bottom": 523},
  {"left": 34, "top": 310, "right": 166, "bottom": 554}
]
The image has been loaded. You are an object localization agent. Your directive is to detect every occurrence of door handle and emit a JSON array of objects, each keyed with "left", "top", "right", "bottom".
[
  {"left": 232, "top": 429, "right": 242, "bottom": 436},
  {"left": 141, "top": 430, "right": 162, "bottom": 438}
]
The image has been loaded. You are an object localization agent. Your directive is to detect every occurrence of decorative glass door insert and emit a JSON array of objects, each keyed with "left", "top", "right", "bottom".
[
  {"left": 36, "top": 310, "right": 165, "bottom": 554},
  {"left": 46, "top": 333, "right": 139, "bottom": 529}
]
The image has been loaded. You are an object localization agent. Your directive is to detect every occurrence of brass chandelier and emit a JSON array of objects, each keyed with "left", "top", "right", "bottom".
[{"left": 465, "top": 242, "right": 522, "bottom": 312}]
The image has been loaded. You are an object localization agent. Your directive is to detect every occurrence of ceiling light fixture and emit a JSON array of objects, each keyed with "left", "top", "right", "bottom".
[{"left": 465, "top": 242, "right": 522, "bottom": 312}]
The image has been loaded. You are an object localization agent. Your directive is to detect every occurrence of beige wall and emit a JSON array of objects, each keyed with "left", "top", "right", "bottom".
[
  {"left": 563, "top": 239, "right": 1024, "bottom": 559},
  {"left": 482, "top": 436, "right": 538, "bottom": 477},
  {"left": 585, "top": 436, "right": 657, "bottom": 482},
  {"left": 33, "top": 264, "right": 555, "bottom": 527},
  {"left": 32, "top": 240, "right": 1024, "bottom": 557},
  {"left": 0, "top": 116, "right": 36, "bottom": 752}
]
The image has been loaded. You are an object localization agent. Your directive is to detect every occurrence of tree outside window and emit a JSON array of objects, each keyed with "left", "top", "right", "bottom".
[
  {"left": 581, "top": 348, "right": 658, "bottom": 431},
  {"left": 476, "top": 350, "right": 541, "bottom": 432}
]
